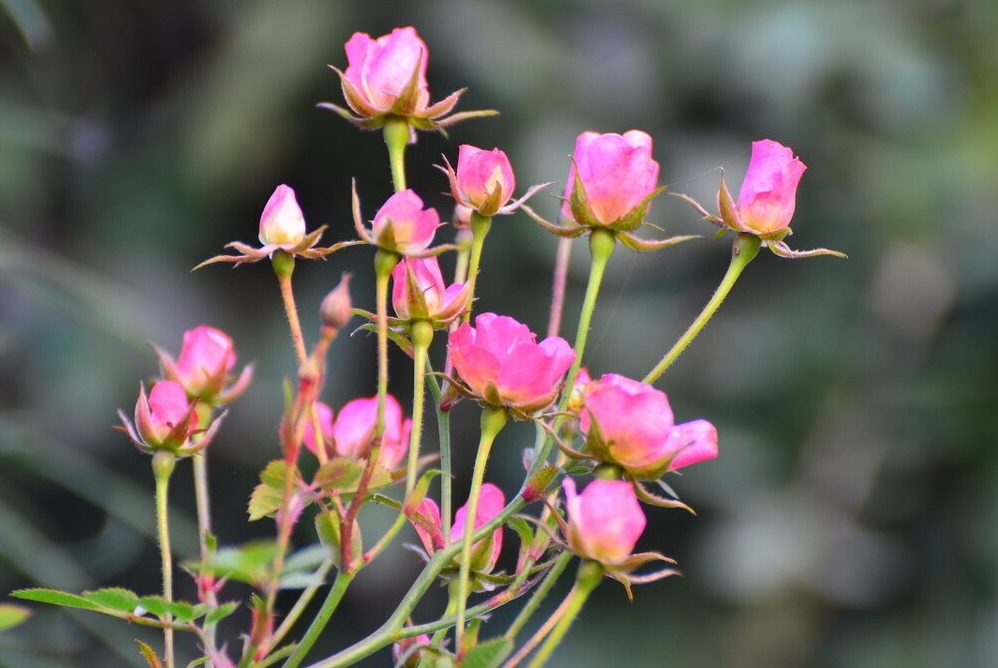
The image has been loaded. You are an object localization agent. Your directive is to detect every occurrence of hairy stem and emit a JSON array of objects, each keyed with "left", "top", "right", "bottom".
[{"left": 152, "top": 451, "right": 176, "bottom": 667}]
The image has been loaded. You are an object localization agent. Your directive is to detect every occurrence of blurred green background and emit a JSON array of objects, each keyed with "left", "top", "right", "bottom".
[{"left": 2, "top": 0, "right": 997, "bottom": 666}]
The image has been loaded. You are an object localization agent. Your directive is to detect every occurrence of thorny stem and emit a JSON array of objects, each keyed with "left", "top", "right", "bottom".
[
  {"left": 455, "top": 406, "right": 508, "bottom": 649},
  {"left": 282, "top": 570, "right": 356, "bottom": 668},
  {"left": 273, "top": 251, "right": 308, "bottom": 368},
  {"left": 643, "top": 233, "right": 761, "bottom": 383},
  {"left": 526, "top": 560, "right": 603, "bottom": 668},
  {"left": 308, "top": 494, "right": 528, "bottom": 667},
  {"left": 383, "top": 116, "right": 410, "bottom": 192},
  {"left": 406, "top": 321, "right": 433, "bottom": 497},
  {"left": 152, "top": 451, "right": 176, "bottom": 667}
]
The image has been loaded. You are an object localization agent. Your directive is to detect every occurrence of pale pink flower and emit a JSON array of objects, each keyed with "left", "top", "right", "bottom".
[
  {"left": 332, "top": 395, "right": 411, "bottom": 471},
  {"left": 732, "top": 139, "right": 807, "bottom": 235},
  {"left": 259, "top": 185, "right": 307, "bottom": 247},
  {"left": 302, "top": 401, "right": 334, "bottom": 457},
  {"left": 391, "top": 256, "right": 471, "bottom": 325},
  {"left": 359, "top": 189, "right": 440, "bottom": 255},
  {"left": 581, "top": 374, "right": 717, "bottom": 479},
  {"left": 154, "top": 326, "right": 253, "bottom": 403},
  {"left": 411, "top": 483, "right": 505, "bottom": 573},
  {"left": 448, "top": 313, "right": 576, "bottom": 413},
  {"left": 146, "top": 381, "right": 195, "bottom": 443},
  {"left": 563, "top": 131, "right": 660, "bottom": 231},
  {"left": 563, "top": 478, "right": 646, "bottom": 566},
  {"left": 342, "top": 27, "right": 430, "bottom": 117}
]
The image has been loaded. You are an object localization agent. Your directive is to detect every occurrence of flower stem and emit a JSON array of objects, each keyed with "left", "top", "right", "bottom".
[
  {"left": 310, "top": 495, "right": 528, "bottom": 667},
  {"left": 383, "top": 116, "right": 410, "bottom": 192},
  {"left": 505, "top": 550, "right": 573, "bottom": 643},
  {"left": 547, "top": 236, "right": 573, "bottom": 338},
  {"left": 461, "top": 212, "right": 492, "bottom": 322},
  {"left": 152, "top": 451, "right": 177, "bottom": 667},
  {"left": 558, "top": 229, "right": 614, "bottom": 413},
  {"left": 527, "top": 560, "right": 603, "bottom": 668},
  {"left": 455, "top": 406, "right": 508, "bottom": 649},
  {"left": 274, "top": 251, "right": 308, "bottom": 367},
  {"left": 374, "top": 250, "right": 399, "bottom": 440},
  {"left": 191, "top": 452, "right": 219, "bottom": 656},
  {"left": 643, "top": 233, "right": 760, "bottom": 383},
  {"left": 425, "top": 368, "right": 454, "bottom": 538},
  {"left": 282, "top": 570, "right": 355, "bottom": 668},
  {"left": 406, "top": 321, "right": 433, "bottom": 497}
]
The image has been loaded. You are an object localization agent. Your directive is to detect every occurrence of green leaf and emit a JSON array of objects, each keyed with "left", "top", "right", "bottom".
[
  {"left": 248, "top": 460, "right": 291, "bottom": 521},
  {"left": 135, "top": 596, "right": 201, "bottom": 623},
  {"left": 205, "top": 601, "right": 240, "bottom": 625},
  {"left": 460, "top": 637, "right": 513, "bottom": 668},
  {"left": 312, "top": 457, "right": 362, "bottom": 490},
  {"left": 314, "top": 511, "right": 360, "bottom": 570},
  {"left": 11, "top": 588, "right": 104, "bottom": 612},
  {"left": 82, "top": 588, "right": 140, "bottom": 613},
  {"left": 0, "top": 603, "right": 31, "bottom": 632},
  {"left": 191, "top": 541, "right": 281, "bottom": 586},
  {"left": 135, "top": 640, "right": 163, "bottom": 668}
]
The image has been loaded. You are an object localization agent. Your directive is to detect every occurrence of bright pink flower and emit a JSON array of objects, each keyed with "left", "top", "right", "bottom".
[
  {"left": 146, "top": 381, "right": 195, "bottom": 443},
  {"left": 563, "top": 131, "right": 660, "bottom": 231},
  {"left": 581, "top": 374, "right": 717, "bottom": 479},
  {"left": 392, "top": 634, "right": 431, "bottom": 668},
  {"left": 259, "top": 185, "right": 306, "bottom": 247},
  {"left": 342, "top": 27, "right": 430, "bottom": 117},
  {"left": 411, "top": 483, "right": 505, "bottom": 572},
  {"left": 448, "top": 313, "right": 576, "bottom": 413},
  {"left": 563, "top": 478, "right": 646, "bottom": 566},
  {"left": 155, "top": 326, "right": 252, "bottom": 404},
  {"left": 175, "top": 326, "right": 236, "bottom": 394},
  {"left": 367, "top": 190, "right": 440, "bottom": 254},
  {"left": 732, "top": 139, "right": 807, "bottom": 235},
  {"left": 302, "top": 402, "right": 334, "bottom": 457},
  {"left": 332, "top": 395, "right": 411, "bottom": 470},
  {"left": 391, "top": 256, "right": 471, "bottom": 325},
  {"left": 448, "top": 145, "right": 516, "bottom": 217}
]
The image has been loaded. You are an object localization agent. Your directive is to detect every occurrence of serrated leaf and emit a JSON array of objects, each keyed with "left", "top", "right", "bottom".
[
  {"left": 11, "top": 588, "right": 104, "bottom": 612},
  {"left": 248, "top": 460, "right": 291, "bottom": 521},
  {"left": 135, "top": 596, "right": 200, "bottom": 623},
  {"left": 0, "top": 604, "right": 31, "bottom": 632},
  {"left": 205, "top": 601, "right": 240, "bottom": 625},
  {"left": 460, "top": 637, "right": 512, "bottom": 668},
  {"left": 313, "top": 457, "right": 362, "bottom": 490},
  {"left": 83, "top": 588, "right": 140, "bottom": 613},
  {"left": 135, "top": 640, "right": 163, "bottom": 668},
  {"left": 191, "top": 541, "right": 281, "bottom": 586},
  {"left": 314, "top": 512, "right": 360, "bottom": 569}
]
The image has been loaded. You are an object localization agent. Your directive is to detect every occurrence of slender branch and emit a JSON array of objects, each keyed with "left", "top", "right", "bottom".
[
  {"left": 527, "top": 561, "right": 603, "bottom": 668},
  {"left": 547, "top": 236, "right": 573, "bottom": 338},
  {"left": 643, "top": 233, "right": 760, "bottom": 383},
  {"left": 405, "top": 322, "right": 433, "bottom": 497},
  {"left": 273, "top": 252, "right": 308, "bottom": 368},
  {"left": 461, "top": 212, "right": 492, "bottom": 322},
  {"left": 504, "top": 551, "right": 573, "bottom": 643},
  {"left": 282, "top": 570, "right": 356, "bottom": 668},
  {"left": 152, "top": 451, "right": 177, "bottom": 667}
]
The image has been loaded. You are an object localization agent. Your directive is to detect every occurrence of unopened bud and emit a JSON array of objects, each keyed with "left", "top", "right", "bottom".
[{"left": 320, "top": 273, "right": 353, "bottom": 331}]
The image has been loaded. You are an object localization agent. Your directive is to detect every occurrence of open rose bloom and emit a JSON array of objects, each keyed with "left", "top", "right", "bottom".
[
  {"left": 581, "top": 374, "right": 718, "bottom": 479},
  {"left": 331, "top": 395, "right": 411, "bottom": 471},
  {"left": 449, "top": 313, "right": 575, "bottom": 414},
  {"left": 355, "top": 188, "right": 440, "bottom": 255}
]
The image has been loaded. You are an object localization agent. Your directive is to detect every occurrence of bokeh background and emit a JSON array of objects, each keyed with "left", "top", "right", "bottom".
[{"left": 2, "top": 0, "right": 997, "bottom": 666}]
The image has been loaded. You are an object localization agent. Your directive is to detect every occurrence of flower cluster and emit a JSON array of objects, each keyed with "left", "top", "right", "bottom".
[{"left": 7, "top": 23, "right": 845, "bottom": 668}]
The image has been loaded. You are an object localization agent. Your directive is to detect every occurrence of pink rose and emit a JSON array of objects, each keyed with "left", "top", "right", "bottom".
[
  {"left": 302, "top": 401, "right": 334, "bottom": 458},
  {"left": 410, "top": 483, "right": 505, "bottom": 573},
  {"left": 332, "top": 395, "right": 411, "bottom": 471},
  {"left": 448, "top": 145, "right": 516, "bottom": 217},
  {"left": 258, "top": 185, "right": 306, "bottom": 247},
  {"left": 563, "top": 131, "right": 660, "bottom": 231},
  {"left": 368, "top": 190, "right": 440, "bottom": 255},
  {"left": 563, "top": 478, "right": 646, "bottom": 566},
  {"left": 391, "top": 256, "right": 471, "bottom": 325},
  {"left": 146, "top": 381, "right": 196, "bottom": 443},
  {"left": 155, "top": 326, "right": 252, "bottom": 404},
  {"left": 581, "top": 374, "right": 717, "bottom": 479},
  {"left": 174, "top": 326, "right": 236, "bottom": 396},
  {"left": 342, "top": 27, "right": 430, "bottom": 118},
  {"left": 448, "top": 313, "right": 576, "bottom": 413},
  {"left": 731, "top": 139, "right": 807, "bottom": 235}
]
